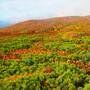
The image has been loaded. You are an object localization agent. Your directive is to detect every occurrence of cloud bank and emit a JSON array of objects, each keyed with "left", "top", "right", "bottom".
[{"left": 0, "top": 0, "right": 90, "bottom": 22}]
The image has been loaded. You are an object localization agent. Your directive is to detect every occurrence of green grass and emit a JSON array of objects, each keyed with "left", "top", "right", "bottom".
[{"left": 82, "top": 36, "right": 90, "bottom": 44}]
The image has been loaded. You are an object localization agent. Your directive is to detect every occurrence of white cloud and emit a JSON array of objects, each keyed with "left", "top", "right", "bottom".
[{"left": 0, "top": 0, "right": 90, "bottom": 22}]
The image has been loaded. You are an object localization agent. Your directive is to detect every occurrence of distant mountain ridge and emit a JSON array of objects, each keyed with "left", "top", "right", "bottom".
[{"left": 0, "top": 21, "right": 11, "bottom": 28}]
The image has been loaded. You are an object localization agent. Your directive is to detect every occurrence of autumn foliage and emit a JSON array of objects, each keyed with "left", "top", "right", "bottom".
[{"left": 0, "top": 16, "right": 90, "bottom": 90}]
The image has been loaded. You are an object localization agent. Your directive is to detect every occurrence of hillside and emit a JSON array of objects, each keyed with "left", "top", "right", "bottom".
[
  {"left": 0, "top": 16, "right": 90, "bottom": 35},
  {"left": 0, "top": 16, "right": 90, "bottom": 90}
]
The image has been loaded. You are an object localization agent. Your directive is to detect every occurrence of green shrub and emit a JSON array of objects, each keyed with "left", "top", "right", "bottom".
[
  {"left": 83, "top": 83, "right": 90, "bottom": 90},
  {"left": 60, "top": 43, "right": 78, "bottom": 53}
]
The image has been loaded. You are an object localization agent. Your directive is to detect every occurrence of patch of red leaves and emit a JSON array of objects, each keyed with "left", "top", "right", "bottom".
[
  {"left": 58, "top": 51, "right": 67, "bottom": 56},
  {"left": 15, "top": 49, "right": 29, "bottom": 54},
  {"left": 43, "top": 67, "right": 53, "bottom": 73},
  {"left": 8, "top": 73, "right": 32, "bottom": 81},
  {"left": 85, "top": 31, "right": 90, "bottom": 36},
  {"left": 67, "top": 60, "right": 90, "bottom": 74},
  {"left": 0, "top": 54, "right": 19, "bottom": 60},
  {"left": 80, "top": 48, "right": 88, "bottom": 51},
  {"left": 30, "top": 47, "right": 51, "bottom": 55}
]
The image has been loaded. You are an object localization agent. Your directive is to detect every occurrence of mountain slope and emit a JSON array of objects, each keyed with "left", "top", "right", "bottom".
[
  {"left": 0, "top": 16, "right": 90, "bottom": 89},
  {"left": 0, "top": 16, "right": 90, "bottom": 36}
]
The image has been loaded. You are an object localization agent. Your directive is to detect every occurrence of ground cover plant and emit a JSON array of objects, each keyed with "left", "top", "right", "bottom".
[{"left": 0, "top": 17, "right": 90, "bottom": 90}]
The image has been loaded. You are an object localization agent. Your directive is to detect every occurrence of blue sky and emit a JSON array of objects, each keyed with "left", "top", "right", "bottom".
[{"left": 0, "top": 0, "right": 90, "bottom": 22}]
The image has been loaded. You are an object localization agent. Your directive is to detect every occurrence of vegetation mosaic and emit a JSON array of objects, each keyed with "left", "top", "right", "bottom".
[{"left": 0, "top": 17, "right": 90, "bottom": 90}]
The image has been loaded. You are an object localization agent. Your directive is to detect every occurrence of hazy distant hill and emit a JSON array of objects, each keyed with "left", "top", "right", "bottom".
[{"left": 0, "top": 21, "right": 11, "bottom": 28}]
